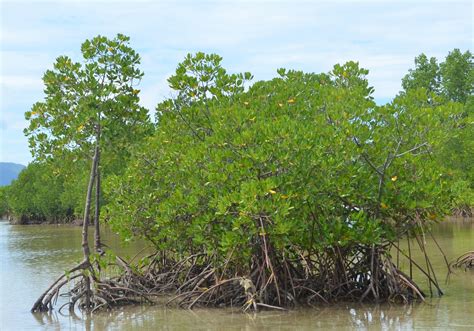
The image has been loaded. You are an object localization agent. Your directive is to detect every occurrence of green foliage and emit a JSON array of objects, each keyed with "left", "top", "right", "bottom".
[
  {"left": 402, "top": 54, "right": 440, "bottom": 94},
  {"left": 402, "top": 49, "right": 473, "bottom": 104},
  {"left": 157, "top": 52, "right": 253, "bottom": 128},
  {"left": 166, "top": 52, "right": 252, "bottom": 102},
  {"left": 0, "top": 186, "right": 9, "bottom": 216},
  {"left": 6, "top": 162, "right": 75, "bottom": 222},
  {"left": 401, "top": 49, "right": 474, "bottom": 210},
  {"left": 439, "top": 49, "right": 474, "bottom": 104},
  {"left": 13, "top": 40, "right": 469, "bottom": 277},
  {"left": 24, "top": 33, "right": 150, "bottom": 161},
  {"left": 105, "top": 54, "right": 459, "bottom": 271},
  {"left": 20, "top": 34, "right": 153, "bottom": 223}
]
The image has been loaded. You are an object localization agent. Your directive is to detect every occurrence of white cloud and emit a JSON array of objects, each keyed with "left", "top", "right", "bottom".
[
  {"left": 0, "top": 75, "right": 43, "bottom": 90},
  {"left": 0, "top": 0, "right": 472, "bottom": 164},
  {"left": 139, "top": 76, "right": 174, "bottom": 111}
]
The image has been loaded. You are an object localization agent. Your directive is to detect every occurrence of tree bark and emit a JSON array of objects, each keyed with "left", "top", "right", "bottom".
[
  {"left": 82, "top": 146, "right": 99, "bottom": 263},
  {"left": 94, "top": 148, "right": 101, "bottom": 253},
  {"left": 94, "top": 116, "right": 102, "bottom": 254}
]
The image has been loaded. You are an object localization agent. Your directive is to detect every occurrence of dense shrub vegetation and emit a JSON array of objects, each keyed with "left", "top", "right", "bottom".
[
  {"left": 1, "top": 35, "right": 469, "bottom": 311},
  {"left": 101, "top": 54, "right": 465, "bottom": 307},
  {"left": 400, "top": 49, "right": 473, "bottom": 215}
]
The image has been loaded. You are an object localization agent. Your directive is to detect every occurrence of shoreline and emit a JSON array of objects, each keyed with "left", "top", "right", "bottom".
[
  {"left": 3, "top": 215, "right": 84, "bottom": 226},
  {"left": 5, "top": 214, "right": 472, "bottom": 227}
]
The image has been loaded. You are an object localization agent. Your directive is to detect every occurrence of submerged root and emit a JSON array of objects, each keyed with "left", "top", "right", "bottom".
[
  {"left": 140, "top": 244, "right": 426, "bottom": 311},
  {"left": 451, "top": 205, "right": 473, "bottom": 218},
  {"left": 32, "top": 242, "right": 431, "bottom": 313},
  {"left": 31, "top": 257, "right": 153, "bottom": 313},
  {"left": 31, "top": 261, "right": 88, "bottom": 313},
  {"left": 451, "top": 251, "right": 474, "bottom": 270}
]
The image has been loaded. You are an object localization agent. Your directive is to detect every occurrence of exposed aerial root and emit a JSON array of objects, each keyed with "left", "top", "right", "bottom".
[
  {"left": 451, "top": 205, "right": 473, "bottom": 218},
  {"left": 140, "top": 242, "right": 426, "bottom": 311},
  {"left": 451, "top": 251, "right": 474, "bottom": 270},
  {"left": 32, "top": 239, "right": 434, "bottom": 313},
  {"left": 31, "top": 257, "right": 153, "bottom": 313}
]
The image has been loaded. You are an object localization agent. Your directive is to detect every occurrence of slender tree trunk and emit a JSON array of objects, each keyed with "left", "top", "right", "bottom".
[
  {"left": 94, "top": 148, "right": 101, "bottom": 253},
  {"left": 81, "top": 146, "right": 99, "bottom": 309},
  {"left": 82, "top": 146, "right": 99, "bottom": 264},
  {"left": 94, "top": 117, "right": 102, "bottom": 254}
]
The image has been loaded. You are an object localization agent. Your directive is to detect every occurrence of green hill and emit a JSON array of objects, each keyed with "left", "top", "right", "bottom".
[{"left": 0, "top": 162, "right": 25, "bottom": 186}]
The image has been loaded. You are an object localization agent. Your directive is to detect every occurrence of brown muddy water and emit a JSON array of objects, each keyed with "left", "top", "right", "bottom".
[{"left": 0, "top": 219, "right": 473, "bottom": 330}]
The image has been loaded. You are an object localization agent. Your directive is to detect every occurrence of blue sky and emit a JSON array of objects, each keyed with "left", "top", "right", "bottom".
[{"left": 0, "top": 0, "right": 472, "bottom": 165}]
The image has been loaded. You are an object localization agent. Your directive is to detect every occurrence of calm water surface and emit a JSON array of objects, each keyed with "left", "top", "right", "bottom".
[{"left": 0, "top": 219, "right": 473, "bottom": 330}]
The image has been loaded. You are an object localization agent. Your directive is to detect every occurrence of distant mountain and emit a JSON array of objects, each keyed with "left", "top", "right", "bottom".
[{"left": 0, "top": 162, "right": 25, "bottom": 186}]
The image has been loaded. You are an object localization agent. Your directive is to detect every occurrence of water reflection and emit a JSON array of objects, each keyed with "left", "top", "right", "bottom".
[{"left": 27, "top": 301, "right": 474, "bottom": 331}]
